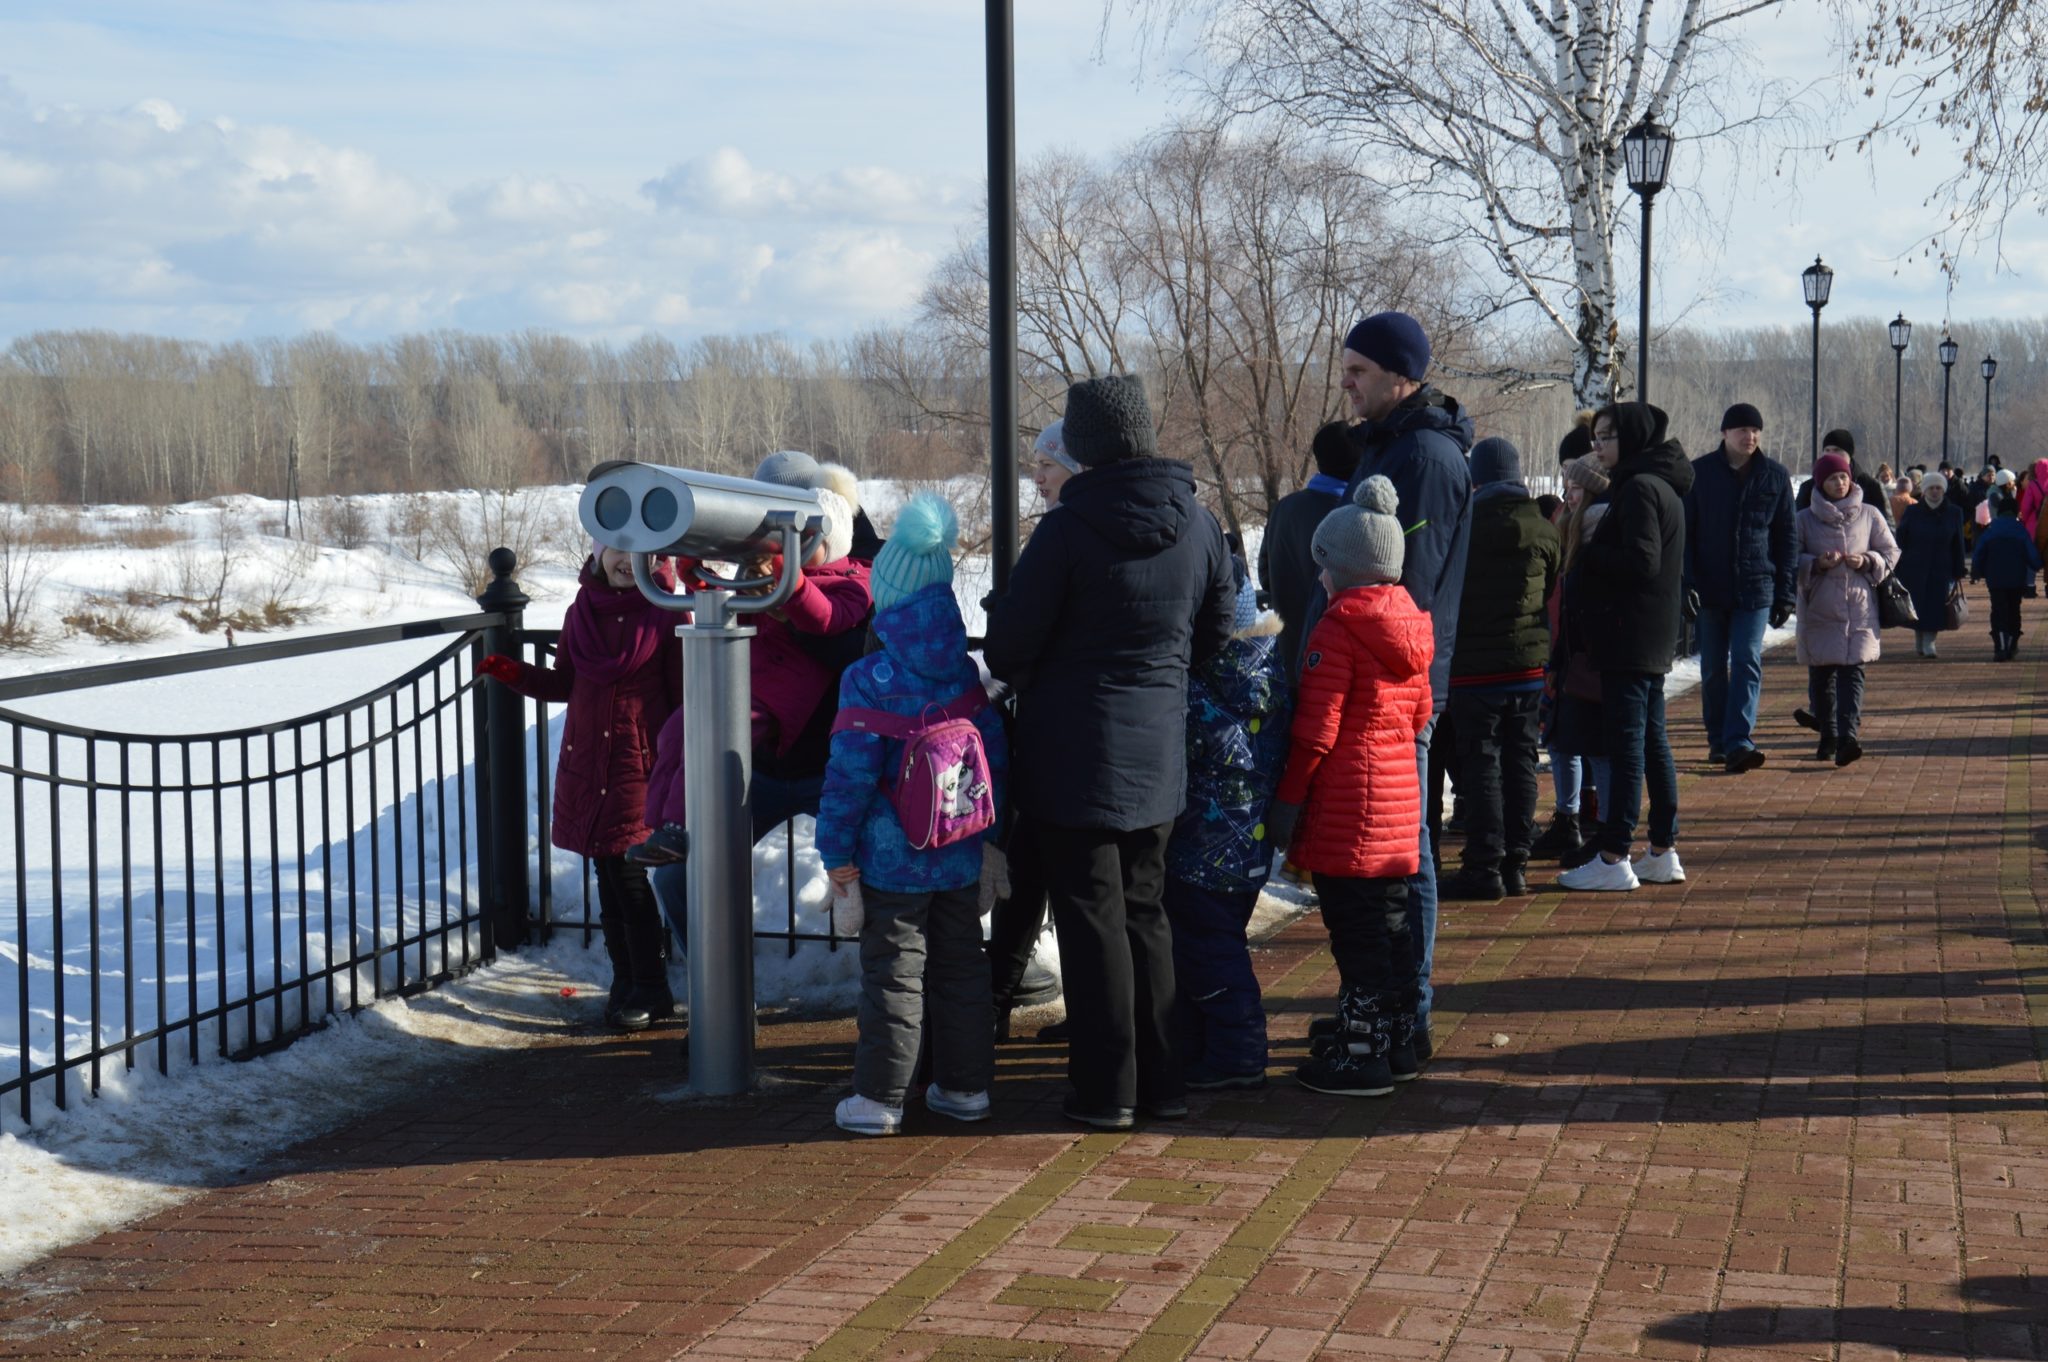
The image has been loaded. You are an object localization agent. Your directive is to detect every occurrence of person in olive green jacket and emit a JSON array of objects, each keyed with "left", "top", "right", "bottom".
[{"left": 1441, "top": 437, "right": 1561, "bottom": 901}]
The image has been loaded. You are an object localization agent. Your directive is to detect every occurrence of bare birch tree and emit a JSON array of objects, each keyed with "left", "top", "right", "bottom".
[{"left": 1116, "top": 0, "right": 1796, "bottom": 406}]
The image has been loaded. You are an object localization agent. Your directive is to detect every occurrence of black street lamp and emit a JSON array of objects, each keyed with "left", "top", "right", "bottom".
[
  {"left": 985, "top": 0, "right": 1019, "bottom": 591},
  {"left": 1982, "top": 354, "right": 1998, "bottom": 468},
  {"left": 1938, "top": 333, "right": 1959, "bottom": 465},
  {"left": 1623, "top": 117, "right": 1674, "bottom": 401},
  {"left": 1802, "top": 256, "right": 1834, "bottom": 471},
  {"left": 1888, "top": 313, "right": 1911, "bottom": 468}
]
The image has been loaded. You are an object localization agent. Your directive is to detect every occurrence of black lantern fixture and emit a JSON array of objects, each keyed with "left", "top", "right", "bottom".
[
  {"left": 1888, "top": 313, "right": 1911, "bottom": 468},
  {"left": 1982, "top": 354, "right": 1999, "bottom": 468},
  {"left": 1622, "top": 117, "right": 1674, "bottom": 401},
  {"left": 1802, "top": 256, "right": 1834, "bottom": 471},
  {"left": 1938, "top": 333, "right": 1959, "bottom": 464}
]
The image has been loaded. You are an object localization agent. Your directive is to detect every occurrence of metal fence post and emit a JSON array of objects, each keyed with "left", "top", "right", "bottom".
[{"left": 476, "top": 547, "right": 531, "bottom": 951}]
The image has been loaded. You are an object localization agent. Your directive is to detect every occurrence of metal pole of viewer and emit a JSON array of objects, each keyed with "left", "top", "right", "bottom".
[{"left": 987, "top": 0, "right": 1019, "bottom": 595}]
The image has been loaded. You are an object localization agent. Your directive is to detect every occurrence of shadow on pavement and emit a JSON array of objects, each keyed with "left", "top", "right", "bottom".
[{"left": 1646, "top": 1275, "right": 2047, "bottom": 1360}]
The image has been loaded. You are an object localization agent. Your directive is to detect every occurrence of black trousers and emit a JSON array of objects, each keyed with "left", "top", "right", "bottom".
[
  {"left": 1313, "top": 874, "right": 1416, "bottom": 999},
  {"left": 1447, "top": 691, "right": 1542, "bottom": 871},
  {"left": 1426, "top": 707, "right": 1456, "bottom": 857},
  {"left": 1989, "top": 587, "right": 2024, "bottom": 635},
  {"left": 1809, "top": 664, "right": 1867, "bottom": 742},
  {"left": 1038, "top": 819, "right": 1179, "bottom": 1111},
  {"left": 592, "top": 855, "right": 669, "bottom": 992},
  {"left": 987, "top": 814, "right": 1051, "bottom": 1012}
]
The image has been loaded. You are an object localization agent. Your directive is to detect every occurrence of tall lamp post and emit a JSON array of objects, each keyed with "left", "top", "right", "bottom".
[
  {"left": 1622, "top": 117, "right": 1673, "bottom": 401},
  {"left": 1888, "top": 313, "right": 1911, "bottom": 468},
  {"left": 986, "top": 0, "right": 1019, "bottom": 593},
  {"left": 1982, "top": 354, "right": 1998, "bottom": 468},
  {"left": 1938, "top": 334, "right": 1959, "bottom": 465},
  {"left": 1802, "top": 256, "right": 1834, "bottom": 472}
]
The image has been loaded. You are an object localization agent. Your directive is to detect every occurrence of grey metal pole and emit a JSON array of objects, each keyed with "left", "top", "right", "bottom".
[
  {"left": 987, "top": 0, "right": 1019, "bottom": 594},
  {"left": 476, "top": 547, "right": 530, "bottom": 953},
  {"left": 679, "top": 589, "right": 756, "bottom": 1095},
  {"left": 1637, "top": 195, "right": 1653, "bottom": 402}
]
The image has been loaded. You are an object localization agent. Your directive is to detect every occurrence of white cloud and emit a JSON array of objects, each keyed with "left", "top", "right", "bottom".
[{"left": 641, "top": 146, "right": 968, "bottom": 225}]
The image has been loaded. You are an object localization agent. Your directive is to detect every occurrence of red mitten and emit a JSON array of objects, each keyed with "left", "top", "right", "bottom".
[{"left": 478, "top": 653, "right": 520, "bottom": 683}]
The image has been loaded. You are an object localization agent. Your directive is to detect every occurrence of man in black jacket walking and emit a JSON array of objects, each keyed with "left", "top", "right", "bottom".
[
  {"left": 1683, "top": 403, "right": 1797, "bottom": 772},
  {"left": 1558, "top": 402, "right": 1693, "bottom": 894},
  {"left": 984, "top": 373, "right": 1236, "bottom": 1130}
]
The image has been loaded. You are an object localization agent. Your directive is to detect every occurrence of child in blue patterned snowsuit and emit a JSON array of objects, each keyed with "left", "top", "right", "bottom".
[
  {"left": 816, "top": 494, "right": 1008, "bottom": 1136},
  {"left": 1163, "top": 571, "right": 1291, "bottom": 1089}
]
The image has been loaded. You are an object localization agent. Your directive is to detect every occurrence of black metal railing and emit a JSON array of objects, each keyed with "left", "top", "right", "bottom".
[{"left": 1, "top": 550, "right": 855, "bottom": 1127}]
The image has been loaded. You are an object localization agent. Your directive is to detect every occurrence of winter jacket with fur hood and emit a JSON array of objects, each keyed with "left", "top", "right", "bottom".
[
  {"left": 1275, "top": 584, "right": 1434, "bottom": 878},
  {"left": 1571, "top": 403, "right": 1695, "bottom": 675},
  {"left": 1794, "top": 484, "right": 1900, "bottom": 667},
  {"left": 984, "top": 456, "right": 1236, "bottom": 831},
  {"left": 494, "top": 557, "right": 682, "bottom": 858},
  {"left": 1166, "top": 612, "right": 1292, "bottom": 894}
]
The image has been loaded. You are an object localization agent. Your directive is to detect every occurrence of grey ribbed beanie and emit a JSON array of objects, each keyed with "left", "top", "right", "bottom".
[
  {"left": 1062, "top": 374, "right": 1158, "bottom": 466},
  {"left": 1312, "top": 475, "right": 1405, "bottom": 589}
]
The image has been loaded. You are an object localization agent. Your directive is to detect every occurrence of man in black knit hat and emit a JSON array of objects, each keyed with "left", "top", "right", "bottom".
[{"left": 985, "top": 373, "right": 1236, "bottom": 1130}]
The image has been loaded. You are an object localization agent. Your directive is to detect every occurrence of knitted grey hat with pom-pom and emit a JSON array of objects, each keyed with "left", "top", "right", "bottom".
[{"left": 1311, "top": 475, "right": 1406, "bottom": 589}]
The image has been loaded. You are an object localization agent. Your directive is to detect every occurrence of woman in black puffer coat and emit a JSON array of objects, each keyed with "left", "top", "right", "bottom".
[{"left": 1894, "top": 472, "right": 1968, "bottom": 658}]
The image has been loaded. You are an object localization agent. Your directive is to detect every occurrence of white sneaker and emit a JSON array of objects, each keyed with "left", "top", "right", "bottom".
[
  {"left": 925, "top": 1084, "right": 992, "bottom": 1122},
  {"left": 1633, "top": 847, "right": 1686, "bottom": 884},
  {"left": 835, "top": 1094, "right": 903, "bottom": 1136},
  {"left": 1557, "top": 855, "right": 1640, "bottom": 893}
]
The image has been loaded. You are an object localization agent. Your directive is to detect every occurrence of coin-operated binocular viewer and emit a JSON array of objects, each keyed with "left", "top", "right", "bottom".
[{"left": 581, "top": 463, "right": 825, "bottom": 1094}]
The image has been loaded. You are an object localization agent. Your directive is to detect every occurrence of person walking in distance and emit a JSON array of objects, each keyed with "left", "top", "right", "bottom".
[
  {"left": 1300, "top": 312, "right": 1473, "bottom": 1065},
  {"left": 1440, "top": 437, "right": 1559, "bottom": 902},
  {"left": 1895, "top": 471, "right": 1968, "bottom": 658},
  {"left": 1556, "top": 403, "right": 1692, "bottom": 894},
  {"left": 983, "top": 374, "right": 1236, "bottom": 1131},
  {"left": 1793, "top": 452, "right": 1900, "bottom": 765},
  {"left": 1971, "top": 492, "right": 2040, "bottom": 661},
  {"left": 1682, "top": 403, "right": 1796, "bottom": 771}
]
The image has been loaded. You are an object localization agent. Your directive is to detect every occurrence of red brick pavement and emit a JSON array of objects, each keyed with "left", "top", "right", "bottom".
[{"left": 1, "top": 617, "right": 2044, "bottom": 1361}]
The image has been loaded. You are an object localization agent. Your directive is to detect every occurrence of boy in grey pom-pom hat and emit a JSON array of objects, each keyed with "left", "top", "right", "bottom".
[{"left": 1268, "top": 474, "right": 1436, "bottom": 1099}]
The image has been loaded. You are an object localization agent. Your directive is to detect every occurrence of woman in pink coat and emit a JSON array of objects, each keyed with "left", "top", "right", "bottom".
[
  {"left": 2020, "top": 458, "right": 2048, "bottom": 552},
  {"left": 1793, "top": 452, "right": 1900, "bottom": 768}
]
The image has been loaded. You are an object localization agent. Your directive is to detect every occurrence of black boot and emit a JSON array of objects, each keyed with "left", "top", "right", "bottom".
[
  {"left": 624, "top": 903, "right": 675, "bottom": 1025},
  {"left": 1387, "top": 1001, "right": 1421, "bottom": 1083},
  {"left": 1813, "top": 736, "right": 1837, "bottom": 762},
  {"left": 1297, "top": 988, "right": 1396, "bottom": 1097},
  {"left": 1500, "top": 857, "right": 1528, "bottom": 897},
  {"left": 1529, "top": 811, "right": 1581, "bottom": 859},
  {"left": 1439, "top": 864, "right": 1504, "bottom": 902},
  {"left": 599, "top": 910, "right": 651, "bottom": 1032}
]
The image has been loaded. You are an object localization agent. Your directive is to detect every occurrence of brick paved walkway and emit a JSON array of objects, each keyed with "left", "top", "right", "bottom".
[{"left": 3, "top": 604, "right": 2045, "bottom": 1361}]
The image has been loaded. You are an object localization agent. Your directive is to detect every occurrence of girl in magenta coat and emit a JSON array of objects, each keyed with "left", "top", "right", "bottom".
[{"left": 480, "top": 549, "right": 682, "bottom": 1030}]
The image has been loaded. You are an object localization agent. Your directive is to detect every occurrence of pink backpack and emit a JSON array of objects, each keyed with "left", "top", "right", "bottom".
[{"left": 831, "top": 689, "right": 996, "bottom": 850}]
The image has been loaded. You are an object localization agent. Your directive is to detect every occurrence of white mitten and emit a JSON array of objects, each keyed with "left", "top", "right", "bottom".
[{"left": 829, "top": 877, "right": 865, "bottom": 937}]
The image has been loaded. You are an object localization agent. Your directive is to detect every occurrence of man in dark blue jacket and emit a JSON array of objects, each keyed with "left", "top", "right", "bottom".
[
  {"left": 984, "top": 373, "right": 1236, "bottom": 1130},
  {"left": 1259, "top": 419, "right": 1356, "bottom": 683},
  {"left": 1683, "top": 402, "right": 1796, "bottom": 773},
  {"left": 1301, "top": 311, "right": 1473, "bottom": 1060}
]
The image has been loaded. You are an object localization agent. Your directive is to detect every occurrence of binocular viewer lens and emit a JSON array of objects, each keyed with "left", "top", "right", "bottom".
[{"left": 582, "top": 462, "right": 824, "bottom": 558}]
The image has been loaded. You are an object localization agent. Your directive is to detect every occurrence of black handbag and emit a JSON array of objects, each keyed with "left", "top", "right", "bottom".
[
  {"left": 1944, "top": 582, "right": 1969, "bottom": 629},
  {"left": 1877, "top": 573, "right": 1918, "bottom": 630}
]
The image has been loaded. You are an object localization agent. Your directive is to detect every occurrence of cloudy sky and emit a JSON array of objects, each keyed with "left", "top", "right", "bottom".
[{"left": 0, "top": 0, "right": 2040, "bottom": 350}]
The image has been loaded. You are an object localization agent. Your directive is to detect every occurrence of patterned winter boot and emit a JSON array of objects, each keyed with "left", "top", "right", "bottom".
[
  {"left": 1387, "top": 992, "right": 1423, "bottom": 1082},
  {"left": 1296, "top": 988, "right": 1396, "bottom": 1097}
]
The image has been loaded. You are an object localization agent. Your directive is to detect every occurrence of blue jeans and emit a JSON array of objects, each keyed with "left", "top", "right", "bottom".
[
  {"left": 1411, "top": 717, "right": 1439, "bottom": 1029},
  {"left": 1695, "top": 605, "right": 1768, "bottom": 754},
  {"left": 1598, "top": 672, "right": 1679, "bottom": 857},
  {"left": 1548, "top": 748, "right": 1581, "bottom": 813}
]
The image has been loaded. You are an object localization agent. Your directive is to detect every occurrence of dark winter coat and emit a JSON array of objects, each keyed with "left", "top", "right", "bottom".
[
  {"left": 1971, "top": 515, "right": 2043, "bottom": 591},
  {"left": 983, "top": 456, "right": 1236, "bottom": 832},
  {"left": 1572, "top": 404, "right": 1695, "bottom": 675},
  {"left": 496, "top": 561, "right": 682, "bottom": 858},
  {"left": 1304, "top": 388, "right": 1473, "bottom": 710},
  {"left": 1166, "top": 615, "right": 1292, "bottom": 894},
  {"left": 1684, "top": 447, "right": 1797, "bottom": 611},
  {"left": 1450, "top": 489, "right": 1560, "bottom": 683},
  {"left": 1275, "top": 585, "right": 1434, "bottom": 878},
  {"left": 1894, "top": 495, "right": 1968, "bottom": 631},
  {"left": 814, "top": 583, "right": 1007, "bottom": 893},
  {"left": 1257, "top": 473, "right": 1346, "bottom": 682}
]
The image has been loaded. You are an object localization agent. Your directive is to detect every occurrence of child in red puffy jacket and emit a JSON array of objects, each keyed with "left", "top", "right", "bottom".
[
  {"left": 1265, "top": 475, "right": 1434, "bottom": 1099},
  {"left": 479, "top": 549, "right": 682, "bottom": 1031}
]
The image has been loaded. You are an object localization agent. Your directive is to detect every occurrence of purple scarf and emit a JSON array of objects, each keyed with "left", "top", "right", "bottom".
[{"left": 558, "top": 557, "right": 680, "bottom": 684}]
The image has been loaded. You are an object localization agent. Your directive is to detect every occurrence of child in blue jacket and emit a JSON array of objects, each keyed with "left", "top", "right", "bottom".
[
  {"left": 817, "top": 494, "right": 1007, "bottom": 1136},
  {"left": 1970, "top": 492, "right": 2041, "bottom": 661},
  {"left": 1163, "top": 571, "right": 1290, "bottom": 1089}
]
